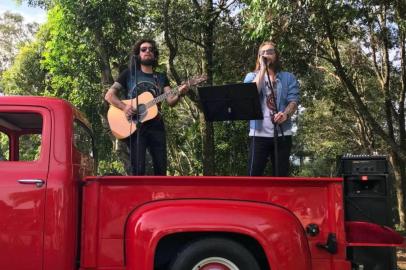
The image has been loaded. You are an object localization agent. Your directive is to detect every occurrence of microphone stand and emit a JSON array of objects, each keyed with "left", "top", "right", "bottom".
[
  {"left": 264, "top": 64, "right": 280, "bottom": 176},
  {"left": 130, "top": 55, "right": 141, "bottom": 175}
]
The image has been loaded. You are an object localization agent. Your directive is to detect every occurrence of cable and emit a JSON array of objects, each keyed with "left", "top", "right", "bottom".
[{"left": 249, "top": 120, "right": 257, "bottom": 176}]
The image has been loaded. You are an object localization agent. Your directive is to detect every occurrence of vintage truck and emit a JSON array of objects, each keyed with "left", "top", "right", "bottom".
[{"left": 0, "top": 96, "right": 403, "bottom": 270}]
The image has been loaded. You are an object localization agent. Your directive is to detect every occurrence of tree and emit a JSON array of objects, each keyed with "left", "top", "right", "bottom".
[
  {"left": 15, "top": 0, "right": 259, "bottom": 177},
  {"left": 148, "top": 0, "right": 254, "bottom": 175},
  {"left": 243, "top": 0, "right": 406, "bottom": 227},
  {"left": 9, "top": 0, "right": 148, "bottom": 174},
  {"left": 1, "top": 27, "right": 48, "bottom": 96},
  {"left": 0, "top": 11, "right": 38, "bottom": 92}
]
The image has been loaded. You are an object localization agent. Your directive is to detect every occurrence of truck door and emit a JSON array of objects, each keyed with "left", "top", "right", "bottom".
[{"left": 0, "top": 107, "right": 51, "bottom": 270}]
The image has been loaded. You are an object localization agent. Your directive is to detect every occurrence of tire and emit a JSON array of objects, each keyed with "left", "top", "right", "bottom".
[{"left": 170, "top": 237, "right": 261, "bottom": 270}]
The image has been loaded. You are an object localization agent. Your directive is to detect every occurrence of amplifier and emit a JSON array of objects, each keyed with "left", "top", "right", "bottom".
[{"left": 338, "top": 154, "right": 388, "bottom": 175}]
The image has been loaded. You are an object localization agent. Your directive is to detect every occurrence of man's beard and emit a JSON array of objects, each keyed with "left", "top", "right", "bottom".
[{"left": 140, "top": 58, "right": 156, "bottom": 66}]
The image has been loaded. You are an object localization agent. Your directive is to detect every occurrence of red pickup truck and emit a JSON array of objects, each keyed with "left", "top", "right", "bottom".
[{"left": 0, "top": 96, "right": 403, "bottom": 270}]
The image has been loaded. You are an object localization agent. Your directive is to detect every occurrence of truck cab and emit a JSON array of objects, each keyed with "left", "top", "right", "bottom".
[
  {"left": 0, "top": 97, "right": 95, "bottom": 270},
  {"left": 0, "top": 96, "right": 403, "bottom": 270}
]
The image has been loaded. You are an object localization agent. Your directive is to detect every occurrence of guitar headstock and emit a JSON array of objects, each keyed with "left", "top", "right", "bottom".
[{"left": 183, "top": 75, "right": 208, "bottom": 87}]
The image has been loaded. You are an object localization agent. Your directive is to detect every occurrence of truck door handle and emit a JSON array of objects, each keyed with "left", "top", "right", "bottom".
[{"left": 18, "top": 179, "right": 45, "bottom": 188}]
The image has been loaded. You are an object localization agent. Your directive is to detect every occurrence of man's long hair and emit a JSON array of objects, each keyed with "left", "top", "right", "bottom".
[
  {"left": 129, "top": 38, "right": 159, "bottom": 70},
  {"left": 254, "top": 41, "right": 282, "bottom": 72}
]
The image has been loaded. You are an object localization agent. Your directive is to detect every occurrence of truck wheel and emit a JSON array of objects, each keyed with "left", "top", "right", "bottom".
[{"left": 170, "top": 237, "right": 261, "bottom": 270}]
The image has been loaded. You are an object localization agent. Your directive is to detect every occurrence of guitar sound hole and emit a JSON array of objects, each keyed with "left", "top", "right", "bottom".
[{"left": 130, "top": 104, "right": 147, "bottom": 123}]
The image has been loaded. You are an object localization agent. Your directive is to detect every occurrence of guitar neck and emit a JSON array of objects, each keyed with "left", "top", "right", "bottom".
[
  {"left": 145, "top": 88, "right": 180, "bottom": 109},
  {"left": 140, "top": 75, "right": 206, "bottom": 109}
]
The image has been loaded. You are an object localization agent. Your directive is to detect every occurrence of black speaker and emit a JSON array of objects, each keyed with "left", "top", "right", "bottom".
[
  {"left": 344, "top": 174, "right": 391, "bottom": 226},
  {"left": 349, "top": 247, "right": 397, "bottom": 270},
  {"left": 338, "top": 155, "right": 397, "bottom": 270}
]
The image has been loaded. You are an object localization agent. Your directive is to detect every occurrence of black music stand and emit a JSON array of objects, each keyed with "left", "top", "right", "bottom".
[
  {"left": 198, "top": 83, "right": 263, "bottom": 122},
  {"left": 198, "top": 83, "right": 263, "bottom": 175}
]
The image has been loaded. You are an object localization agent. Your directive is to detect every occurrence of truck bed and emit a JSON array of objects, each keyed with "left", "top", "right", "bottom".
[{"left": 81, "top": 176, "right": 346, "bottom": 269}]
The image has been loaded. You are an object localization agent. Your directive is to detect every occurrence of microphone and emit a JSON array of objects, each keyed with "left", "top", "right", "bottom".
[
  {"left": 261, "top": 56, "right": 268, "bottom": 68},
  {"left": 132, "top": 54, "right": 137, "bottom": 70}
]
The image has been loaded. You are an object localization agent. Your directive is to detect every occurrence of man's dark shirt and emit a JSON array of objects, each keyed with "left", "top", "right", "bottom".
[{"left": 116, "top": 68, "right": 170, "bottom": 99}]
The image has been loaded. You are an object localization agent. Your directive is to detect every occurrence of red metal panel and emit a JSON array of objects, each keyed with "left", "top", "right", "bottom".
[
  {"left": 42, "top": 99, "right": 87, "bottom": 270},
  {"left": 0, "top": 106, "right": 51, "bottom": 270},
  {"left": 312, "top": 259, "right": 352, "bottom": 270},
  {"left": 125, "top": 199, "right": 312, "bottom": 270},
  {"left": 81, "top": 180, "right": 100, "bottom": 268},
  {"left": 307, "top": 182, "right": 347, "bottom": 259},
  {"left": 0, "top": 97, "right": 95, "bottom": 270},
  {"left": 81, "top": 176, "right": 348, "bottom": 269},
  {"left": 98, "top": 239, "right": 124, "bottom": 266},
  {"left": 346, "top": 221, "right": 405, "bottom": 247}
]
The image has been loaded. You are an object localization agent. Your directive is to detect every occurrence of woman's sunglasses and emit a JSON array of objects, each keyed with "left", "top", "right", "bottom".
[{"left": 259, "top": 48, "right": 276, "bottom": 56}]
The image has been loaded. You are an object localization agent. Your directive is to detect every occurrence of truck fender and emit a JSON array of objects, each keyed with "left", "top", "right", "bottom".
[{"left": 125, "top": 199, "right": 311, "bottom": 270}]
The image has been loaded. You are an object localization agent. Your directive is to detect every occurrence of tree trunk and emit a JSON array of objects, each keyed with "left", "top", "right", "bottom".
[
  {"left": 94, "top": 27, "right": 131, "bottom": 175},
  {"left": 199, "top": 0, "right": 216, "bottom": 175},
  {"left": 390, "top": 152, "right": 406, "bottom": 229},
  {"left": 201, "top": 116, "right": 215, "bottom": 175},
  {"left": 94, "top": 29, "right": 114, "bottom": 86},
  {"left": 398, "top": 12, "right": 406, "bottom": 228},
  {"left": 163, "top": 0, "right": 181, "bottom": 85}
]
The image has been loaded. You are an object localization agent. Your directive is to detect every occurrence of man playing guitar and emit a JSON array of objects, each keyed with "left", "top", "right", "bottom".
[{"left": 105, "top": 38, "right": 188, "bottom": 175}]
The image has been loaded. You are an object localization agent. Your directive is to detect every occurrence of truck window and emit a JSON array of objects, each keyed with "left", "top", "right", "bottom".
[
  {"left": 73, "top": 120, "right": 94, "bottom": 158},
  {"left": 0, "top": 132, "right": 9, "bottom": 160},
  {"left": 0, "top": 112, "right": 43, "bottom": 161},
  {"left": 19, "top": 134, "right": 41, "bottom": 161}
]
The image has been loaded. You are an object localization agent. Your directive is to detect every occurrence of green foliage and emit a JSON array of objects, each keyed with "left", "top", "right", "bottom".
[
  {"left": 19, "top": 134, "right": 41, "bottom": 161},
  {"left": 7, "top": 0, "right": 402, "bottom": 180},
  {"left": 0, "top": 132, "right": 9, "bottom": 160},
  {"left": 213, "top": 121, "right": 249, "bottom": 176},
  {"left": 0, "top": 11, "right": 39, "bottom": 92},
  {"left": 241, "top": 0, "right": 406, "bottom": 176},
  {"left": 163, "top": 98, "right": 203, "bottom": 175},
  {"left": 11, "top": 0, "right": 405, "bottom": 227},
  {"left": 292, "top": 156, "right": 338, "bottom": 177},
  {"left": 213, "top": 14, "right": 258, "bottom": 83},
  {"left": 98, "top": 159, "right": 126, "bottom": 176},
  {"left": 35, "top": 1, "right": 147, "bottom": 174},
  {"left": 140, "top": 0, "right": 255, "bottom": 175},
  {"left": 22, "top": 0, "right": 52, "bottom": 9},
  {"left": 1, "top": 36, "right": 47, "bottom": 95},
  {"left": 0, "top": 132, "right": 41, "bottom": 161}
]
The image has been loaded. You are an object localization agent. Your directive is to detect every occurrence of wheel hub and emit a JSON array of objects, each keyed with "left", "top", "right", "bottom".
[{"left": 192, "top": 257, "right": 239, "bottom": 270}]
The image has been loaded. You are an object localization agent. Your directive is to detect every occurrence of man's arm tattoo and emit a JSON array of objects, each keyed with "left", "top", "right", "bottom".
[{"left": 111, "top": 82, "right": 123, "bottom": 91}]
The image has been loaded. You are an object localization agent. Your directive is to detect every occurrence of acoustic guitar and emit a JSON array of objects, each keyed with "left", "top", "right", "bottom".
[{"left": 107, "top": 75, "right": 206, "bottom": 139}]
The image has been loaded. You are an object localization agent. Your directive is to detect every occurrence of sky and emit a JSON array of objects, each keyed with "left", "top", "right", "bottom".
[{"left": 0, "top": 0, "right": 46, "bottom": 24}]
